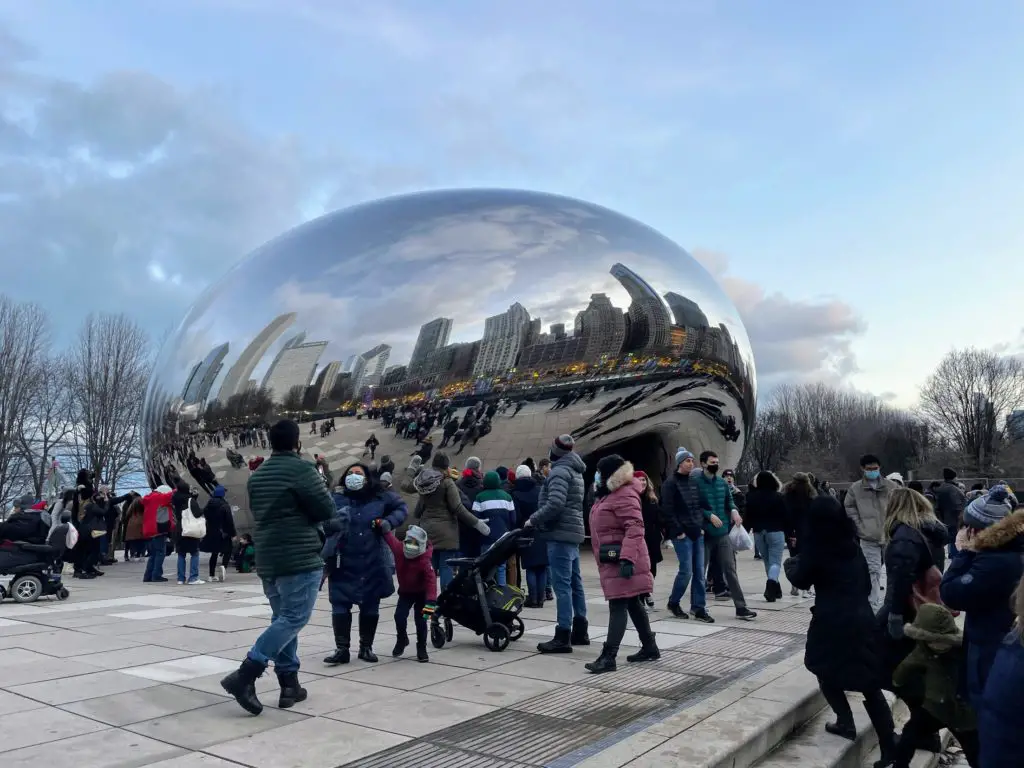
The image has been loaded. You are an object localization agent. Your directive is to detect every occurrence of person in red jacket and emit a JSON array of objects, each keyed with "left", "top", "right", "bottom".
[
  {"left": 382, "top": 524, "right": 437, "bottom": 662},
  {"left": 141, "top": 485, "right": 176, "bottom": 583}
]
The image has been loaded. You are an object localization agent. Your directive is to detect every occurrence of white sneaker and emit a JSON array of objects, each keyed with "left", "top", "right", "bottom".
[
  {"left": 177, "top": 580, "right": 185, "bottom": 585},
  {"left": 217, "top": 565, "right": 226, "bottom": 582},
  {"left": 188, "top": 579, "right": 206, "bottom": 585}
]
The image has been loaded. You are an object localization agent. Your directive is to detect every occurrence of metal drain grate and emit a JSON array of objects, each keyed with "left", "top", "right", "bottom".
[
  {"left": 648, "top": 650, "right": 756, "bottom": 677},
  {"left": 581, "top": 666, "right": 711, "bottom": 699},
  {"left": 428, "top": 710, "right": 610, "bottom": 766},
  {"left": 711, "top": 628, "right": 800, "bottom": 647},
  {"left": 513, "top": 684, "right": 669, "bottom": 728},
  {"left": 341, "top": 741, "right": 532, "bottom": 767},
  {"left": 682, "top": 636, "right": 781, "bottom": 660}
]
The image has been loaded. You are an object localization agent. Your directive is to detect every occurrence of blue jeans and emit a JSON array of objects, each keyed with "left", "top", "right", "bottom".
[
  {"left": 754, "top": 531, "right": 786, "bottom": 582},
  {"left": 177, "top": 553, "right": 201, "bottom": 583},
  {"left": 483, "top": 543, "right": 506, "bottom": 586},
  {"left": 432, "top": 549, "right": 460, "bottom": 590},
  {"left": 526, "top": 567, "right": 547, "bottom": 599},
  {"left": 669, "top": 535, "right": 707, "bottom": 610},
  {"left": 247, "top": 569, "right": 322, "bottom": 673},
  {"left": 143, "top": 535, "right": 167, "bottom": 582},
  {"left": 546, "top": 541, "right": 587, "bottom": 630},
  {"left": 331, "top": 599, "right": 380, "bottom": 617}
]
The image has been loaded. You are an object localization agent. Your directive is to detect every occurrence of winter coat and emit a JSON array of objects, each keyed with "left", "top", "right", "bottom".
[
  {"left": 383, "top": 532, "right": 437, "bottom": 601},
  {"left": 877, "top": 521, "right": 949, "bottom": 686},
  {"left": 785, "top": 537, "right": 884, "bottom": 692},
  {"left": 940, "top": 510, "right": 1024, "bottom": 706},
  {"left": 935, "top": 481, "right": 968, "bottom": 535},
  {"left": 730, "top": 487, "right": 746, "bottom": 519},
  {"left": 745, "top": 488, "right": 791, "bottom": 535},
  {"left": 247, "top": 451, "right": 336, "bottom": 580},
  {"left": 659, "top": 471, "right": 703, "bottom": 540},
  {"left": 529, "top": 452, "right": 587, "bottom": 545},
  {"left": 695, "top": 472, "right": 735, "bottom": 539},
  {"left": 323, "top": 489, "right": 407, "bottom": 607},
  {"left": 472, "top": 473, "right": 516, "bottom": 545},
  {"left": 589, "top": 467, "right": 654, "bottom": 600},
  {"left": 172, "top": 493, "right": 204, "bottom": 555},
  {"left": 844, "top": 477, "right": 899, "bottom": 544},
  {"left": 141, "top": 490, "right": 175, "bottom": 539},
  {"left": 200, "top": 496, "right": 236, "bottom": 554},
  {"left": 124, "top": 498, "right": 145, "bottom": 542},
  {"left": 80, "top": 499, "right": 107, "bottom": 537},
  {"left": 640, "top": 497, "right": 663, "bottom": 568},
  {"left": 0, "top": 510, "right": 50, "bottom": 545},
  {"left": 407, "top": 469, "right": 479, "bottom": 551},
  {"left": 511, "top": 476, "right": 547, "bottom": 570},
  {"left": 893, "top": 635, "right": 975, "bottom": 732},
  {"left": 783, "top": 492, "right": 815, "bottom": 554},
  {"left": 978, "top": 628, "right": 1024, "bottom": 768},
  {"left": 457, "top": 471, "right": 486, "bottom": 556}
]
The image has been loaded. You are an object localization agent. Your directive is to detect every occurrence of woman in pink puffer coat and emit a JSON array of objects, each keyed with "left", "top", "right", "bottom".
[{"left": 586, "top": 454, "right": 661, "bottom": 674}]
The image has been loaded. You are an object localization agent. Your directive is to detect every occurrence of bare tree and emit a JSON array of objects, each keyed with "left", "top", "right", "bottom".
[
  {"left": 16, "top": 354, "right": 75, "bottom": 498},
  {"left": 282, "top": 385, "right": 306, "bottom": 413},
  {"left": 919, "top": 348, "right": 1024, "bottom": 473},
  {"left": 0, "top": 297, "right": 49, "bottom": 506},
  {"left": 69, "top": 313, "right": 151, "bottom": 491}
]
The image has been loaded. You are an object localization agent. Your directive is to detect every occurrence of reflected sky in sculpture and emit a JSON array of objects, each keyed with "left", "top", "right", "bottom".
[{"left": 143, "top": 189, "right": 756, "bottom": 485}]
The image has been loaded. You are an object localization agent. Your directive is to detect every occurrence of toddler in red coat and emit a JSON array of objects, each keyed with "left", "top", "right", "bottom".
[{"left": 383, "top": 525, "right": 437, "bottom": 662}]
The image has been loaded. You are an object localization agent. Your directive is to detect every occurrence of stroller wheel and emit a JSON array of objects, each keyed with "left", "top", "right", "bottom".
[
  {"left": 56, "top": 587, "right": 70, "bottom": 601},
  {"left": 483, "top": 623, "right": 511, "bottom": 652},
  {"left": 430, "top": 620, "right": 447, "bottom": 649},
  {"left": 11, "top": 575, "right": 43, "bottom": 603},
  {"left": 444, "top": 617, "right": 454, "bottom": 642},
  {"left": 509, "top": 616, "right": 525, "bottom": 641}
]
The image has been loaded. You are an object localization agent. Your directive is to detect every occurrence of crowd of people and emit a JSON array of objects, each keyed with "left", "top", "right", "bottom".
[{"left": 5, "top": 411, "right": 1023, "bottom": 767}]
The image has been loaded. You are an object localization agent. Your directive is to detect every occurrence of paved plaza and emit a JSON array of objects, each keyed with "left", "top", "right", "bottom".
[{"left": 0, "top": 548, "right": 824, "bottom": 768}]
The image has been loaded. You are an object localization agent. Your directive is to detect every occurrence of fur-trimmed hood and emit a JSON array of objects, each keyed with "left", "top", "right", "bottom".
[
  {"left": 605, "top": 461, "right": 637, "bottom": 493},
  {"left": 965, "top": 509, "right": 1024, "bottom": 552},
  {"left": 904, "top": 623, "right": 963, "bottom": 648}
]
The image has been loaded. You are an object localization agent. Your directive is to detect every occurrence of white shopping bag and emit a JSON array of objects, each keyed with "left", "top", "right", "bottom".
[{"left": 729, "top": 524, "right": 754, "bottom": 552}]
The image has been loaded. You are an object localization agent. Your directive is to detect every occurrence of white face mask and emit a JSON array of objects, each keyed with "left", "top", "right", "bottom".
[{"left": 344, "top": 474, "right": 365, "bottom": 491}]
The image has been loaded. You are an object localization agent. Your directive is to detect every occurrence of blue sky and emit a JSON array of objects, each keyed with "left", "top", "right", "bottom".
[{"left": 1, "top": 0, "right": 1022, "bottom": 404}]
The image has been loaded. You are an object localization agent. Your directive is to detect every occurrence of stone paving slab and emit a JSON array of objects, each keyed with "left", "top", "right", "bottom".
[{"left": 0, "top": 546, "right": 818, "bottom": 767}]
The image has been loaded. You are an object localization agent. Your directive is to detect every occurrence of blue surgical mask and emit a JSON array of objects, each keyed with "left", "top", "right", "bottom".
[
  {"left": 864, "top": 470, "right": 881, "bottom": 481},
  {"left": 594, "top": 471, "right": 602, "bottom": 488},
  {"left": 344, "top": 474, "right": 365, "bottom": 491}
]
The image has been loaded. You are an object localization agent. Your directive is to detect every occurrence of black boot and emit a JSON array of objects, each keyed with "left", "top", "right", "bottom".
[
  {"left": 276, "top": 670, "right": 308, "bottom": 709},
  {"left": 570, "top": 616, "right": 590, "bottom": 646},
  {"left": 585, "top": 642, "right": 618, "bottom": 674},
  {"left": 864, "top": 692, "right": 897, "bottom": 767},
  {"left": 220, "top": 657, "right": 266, "bottom": 715},
  {"left": 416, "top": 639, "right": 429, "bottom": 663},
  {"left": 627, "top": 599, "right": 661, "bottom": 662},
  {"left": 764, "top": 579, "right": 779, "bottom": 602},
  {"left": 358, "top": 613, "right": 379, "bottom": 663},
  {"left": 537, "top": 626, "right": 573, "bottom": 654},
  {"left": 323, "top": 613, "right": 351, "bottom": 665},
  {"left": 825, "top": 720, "right": 857, "bottom": 740},
  {"left": 392, "top": 626, "right": 409, "bottom": 658}
]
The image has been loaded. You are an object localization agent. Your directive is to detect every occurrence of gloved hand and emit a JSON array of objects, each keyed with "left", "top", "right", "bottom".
[
  {"left": 887, "top": 613, "right": 905, "bottom": 640},
  {"left": 422, "top": 601, "right": 437, "bottom": 618},
  {"left": 371, "top": 518, "right": 392, "bottom": 534},
  {"left": 475, "top": 520, "right": 491, "bottom": 537},
  {"left": 619, "top": 560, "right": 634, "bottom": 579}
]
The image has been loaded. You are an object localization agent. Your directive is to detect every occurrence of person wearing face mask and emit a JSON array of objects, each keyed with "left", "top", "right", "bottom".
[
  {"left": 322, "top": 463, "right": 408, "bottom": 668},
  {"left": 844, "top": 454, "right": 900, "bottom": 612},
  {"left": 380, "top": 524, "right": 437, "bottom": 663}
]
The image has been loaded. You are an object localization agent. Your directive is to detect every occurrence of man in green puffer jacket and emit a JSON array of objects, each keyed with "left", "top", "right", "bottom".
[{"left": 221, "top": 419, "right": 335, "bottom": 718}]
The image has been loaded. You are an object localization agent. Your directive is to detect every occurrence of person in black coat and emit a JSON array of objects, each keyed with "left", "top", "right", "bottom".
[
  {"left": 745, "top": 471, "right": 792, "bottom": 602},
  {"left": 634, "top": 471, "right": 664, "bottom": 608},
  {"left": 877, "top": 489, "right": 949, "bottom": 691},
  {"left": 511, "top": 465, "right": 546, "bottom": 607},
  {"left": 171, "top": 481, "right": 205, "bottom": 585},
  {"left": 201, "top": 485, "right": 237, "bottom": 582},
  {"left": 782, "top": 473, "right": 817, "bottom": 596},
  {"left": 785, "top": 496, "right": 896, "bottom": 762}
]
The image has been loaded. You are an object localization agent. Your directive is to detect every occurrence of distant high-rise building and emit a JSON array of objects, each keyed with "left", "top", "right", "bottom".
[
  {"left": 579, "top": 293, "right": 627, "bottom": 363},
  {"left": 663, "top": 292, "right": 710, "bottom": 329},
  {"left": 263, "top": 341, "right": 328, "bottom": 402},
  {"left": 359, "top": 344, "right": 392, "bottom": 388},
  {"left": 182, "top": 343, "right": 230, "bottom": 405},
  {"left": 550, "top": 323, "right": 566, "bottom": 340},
  {"left": 306, "top": 360, "right": 342, "bottom": 406},
  {"left": 260, "top": 333, "right": 308, "bottom": 390},
  {"left": 382, "top": 365, "right": 408, "bottom": 386},
  {"left": 408, "top": 318, "right": 453, "bottom": 375},
  {"left": 610, "top": 264, "right": 671, "bottom": 354},
  {"left": 216, "top": 313, "right": 296, "bottom": 402},
  {"left": 473, "top": 303, "right": 531, "bottom": 376},
  {"left": 181, "top": 362, "right": 201, "bottom": 401},
  {"left": 1008, "top": 410, "right": 1024, "bottom": 441}
]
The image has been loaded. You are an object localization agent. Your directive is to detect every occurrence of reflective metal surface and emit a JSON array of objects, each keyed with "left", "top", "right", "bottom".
[{"left": 142, "top": 189, "right": 756, "bottom": 527}]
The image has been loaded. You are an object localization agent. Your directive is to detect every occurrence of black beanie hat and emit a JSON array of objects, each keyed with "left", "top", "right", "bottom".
[
  {"left": 943, "top": 467, "right": 957, "bottom": 482},
  {"left": 596, "top": 455, "right": 626, "bottom": 484},
  {"left": 432, "top": 452, "right": 451, "bottom": 470}
]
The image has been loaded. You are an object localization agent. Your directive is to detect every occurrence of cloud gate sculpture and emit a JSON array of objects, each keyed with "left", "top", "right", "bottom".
[{"left": 142, "top": 188, "right": 756, "bottom": 531}]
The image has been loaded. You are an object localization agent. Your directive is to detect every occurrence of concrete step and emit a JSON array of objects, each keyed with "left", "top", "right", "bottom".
[{"left": 752, "top": 692, "right": 952, "bottom": 768}]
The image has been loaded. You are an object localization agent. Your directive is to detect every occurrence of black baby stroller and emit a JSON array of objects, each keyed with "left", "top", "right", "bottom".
[
  {"left": 0, "top": 523, "right": 71, "bottom": 603},
  {"left": 431, "top": 528, "right": 528, "bottom": 652}
]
